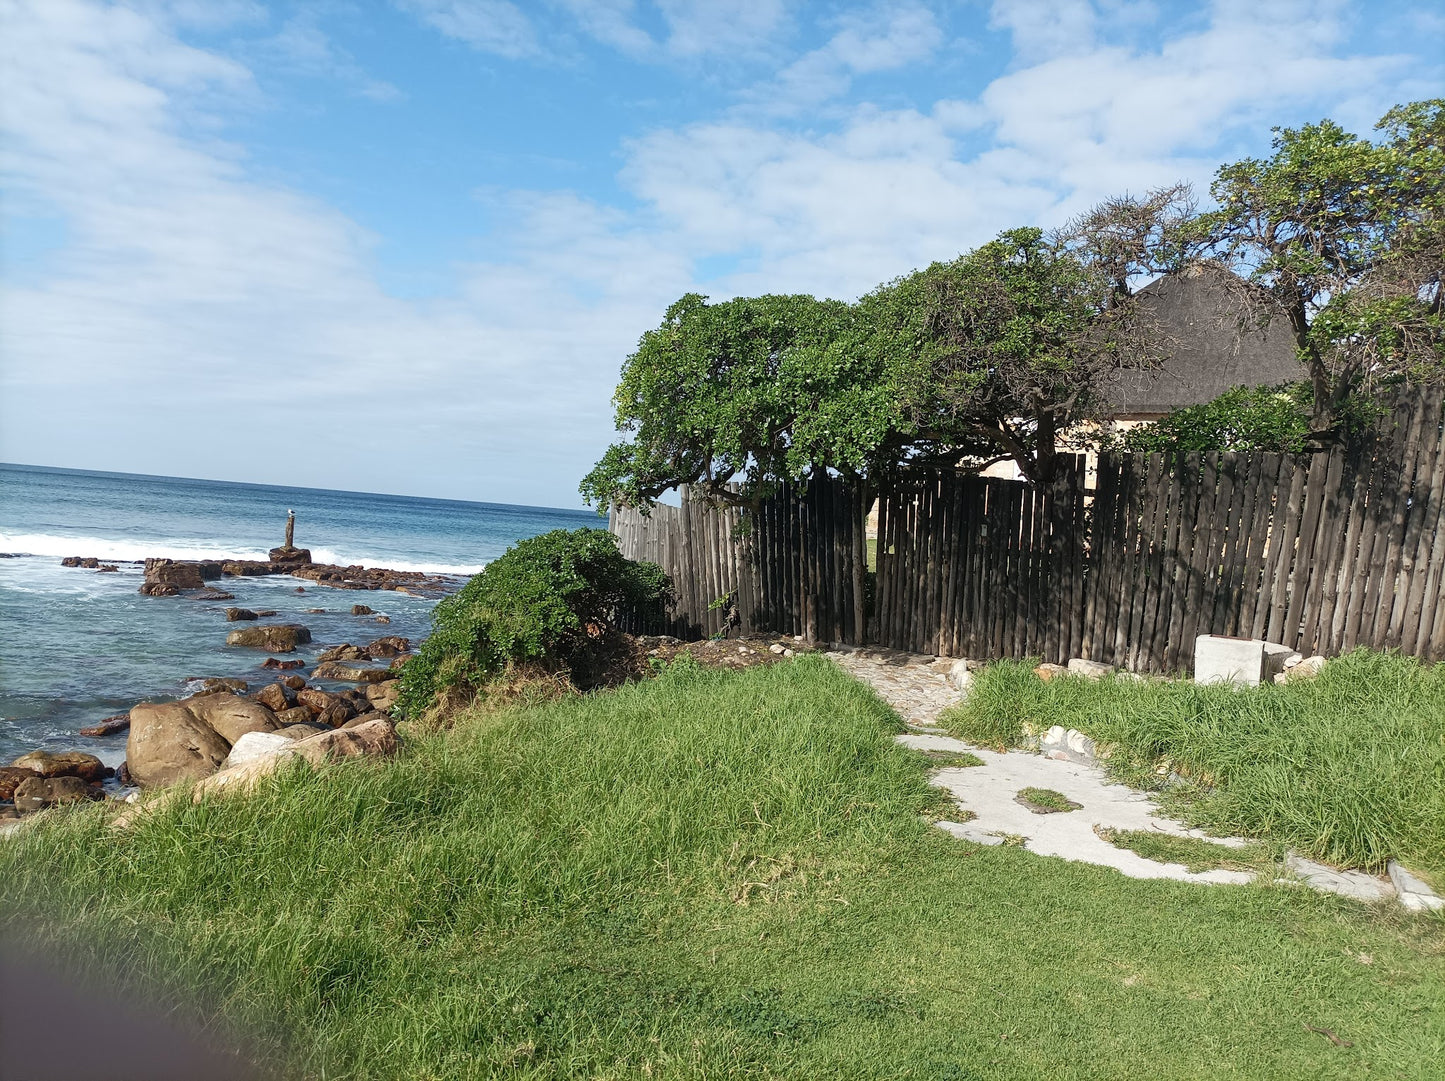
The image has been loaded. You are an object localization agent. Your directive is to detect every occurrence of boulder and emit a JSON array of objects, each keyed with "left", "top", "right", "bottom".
[
  {"left": 374, "top": 615, "right": 391, "bottom": 624},
  {"left": 126, "top": 702, "right": 232, "bottom": 787},
  {"left": 10, "top": 750, "right": 106, "bottom": 783},
  {"left": 277, "top": 722, "right": 329, "bottom": 739},
  {"left": 140, "top": 558, "right": 205, "bottom": 592},
  {"left": 947, "top": 659, "right": 972, "bottom": 694},
  {"left": 341, "top": 712, "right": 391, "bottom": 729},
  {"left": 313, "top": 662, "right": 394, "bottom": 683},
  {"left": 364, "top": 680, "right": 401, "bottom": 712},
  {"left": 314, "top": 704, "right": 354, "bottom": 727},
  {"left": 79, "top": 715, "right": 131, "bottom": 738},
  {"left": 221, "top": 731, "right": 296, "bottom": 770},
  {"left": 13, "top": 775, "right": 99, "bottom": 814},
  {"left": 268, "top": 546, "right": 312, "bottom": 564},
  {"left": 185, "top": 693, "right": 278, "bottom": 744},
  {"left": 260, "top": 657, "right": 305, "bottom": 671},
  {"left": 1066, "top": 658, "right": 1116, "bottom": 680},
  {"left": 97, "top": 565, "right": 120, "bottom": 573},
  {"left": 280, "top": 674, "right": 307, "bottom": 691},
  {"left": 225, "top": 607, "right": 259, "bottom": 622},
  {"left": 296, "top": 688, "right": 347, "bottom": 715},
  {"left": 274, "top": 706, "right": 314, "bottom": 726},
  {"left": 187, "top": 677, "right": 248, "bottom": 698},
  {"left": 193, "top": 587, "right": 235, "bottom": 601},
  {"left": 1275, "top": 655, "right": 1328, "bottom": 683},
  {"left": 351, "top": 604, "right": 374, "bottom": 616},
  {"left": 0, "top": 766, "right": 38, "bottom": 801},
  {"left": 317, "top": 643, "right": 369, "bottom": 663},
  {"left": 251, "top": 683, "right": 294, "bottom": 712},
  {"left": 364, "top": 636, "right": 411, "bottom": 658},
  {"left": 192, "top": 719, "right": 399, "bottom": 800},
  {"left": 226, "top": 624, "right": 311, "bottom": 652},
  {"left": 139, "top": 582, "right": 178, "bottom": 597},
  {"left": 1034, "top": 663, "right": 1068, "bottom": 681}
]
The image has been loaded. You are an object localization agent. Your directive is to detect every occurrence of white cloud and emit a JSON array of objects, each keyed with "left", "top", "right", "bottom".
[
  {"left": 255, "top": 11, "right": 403, "bottom": 100},
  {"left": 396, "top": 0, "right": 539, "bottom": 59}
]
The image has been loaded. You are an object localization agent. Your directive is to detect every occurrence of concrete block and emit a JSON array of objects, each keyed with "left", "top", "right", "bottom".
[
  {"left": 948, "top": 659, "right": 973, "bottom": 694},
  {"left": 1195, "top": 635, "right": 1266, "bottom": 686}
]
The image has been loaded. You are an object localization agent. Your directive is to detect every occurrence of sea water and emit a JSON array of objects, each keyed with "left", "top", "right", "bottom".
[{"left": 0, "top": 463, "right": 599, "bottom": 764}]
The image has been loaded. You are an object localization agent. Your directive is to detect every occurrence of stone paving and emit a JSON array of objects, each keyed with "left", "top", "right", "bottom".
[{"left": 819, "top": 645, "right": 1433, "bottom": 906}]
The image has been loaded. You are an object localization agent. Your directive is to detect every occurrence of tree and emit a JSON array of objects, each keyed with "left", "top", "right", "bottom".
[
  {"left": 853, "top": 226, "right": 1167, "bottom": 485},
  {"left": 1199, "top": 99, "right": 1445, "bottom": 435}
]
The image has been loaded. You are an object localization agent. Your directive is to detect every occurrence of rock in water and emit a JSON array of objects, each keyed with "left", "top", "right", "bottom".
[
  {"left": 225, "top": 607, "right": 258, "bottom": 621},
  {"left": 351, "top": 604, "right": 374, "bottom": 616},
  {"left": 364, "top": 635, "right": 411, "bottom": 658},
  {"left": 139, "top": 558, "right": 206, "bottom": 594},
  {"left": 268, "top": 546, "right": 312, "bottom": 564},
  {"left": 9, "top": 750, "right": 106, "bottom": 783},
  {"left": 79, "top": 715, "right": 131, "bottom": 738},
  {"left": 312, "top": 662, "right": 393, "bottom": 683},
  {"left": 225, "top": 624, "right": 311, "bottom": 652}
]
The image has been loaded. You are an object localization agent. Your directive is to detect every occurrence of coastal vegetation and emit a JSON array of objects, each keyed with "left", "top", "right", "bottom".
[
  {"left": 940, "top": 650, "right": 1445, "bottom": 879},
  {"left": 5, "top": 656, "right": 1444, "bottom": 1079},
  {"left": 395, "top": 529, "right": 667, "bottom": 719}
]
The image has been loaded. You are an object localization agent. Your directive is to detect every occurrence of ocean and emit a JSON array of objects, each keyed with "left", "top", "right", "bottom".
[{"left": 0, "top": 463, "right": 599, "bottom": 765}]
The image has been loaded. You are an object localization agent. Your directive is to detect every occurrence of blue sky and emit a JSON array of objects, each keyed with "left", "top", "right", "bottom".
[{"left": 1, "top": 0, "right": 1441, "bottom": 509}]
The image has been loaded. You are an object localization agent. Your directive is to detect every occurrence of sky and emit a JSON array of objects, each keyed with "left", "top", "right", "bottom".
[{"left": 1, "top": 0, "right": 1442, "bottom": 509}]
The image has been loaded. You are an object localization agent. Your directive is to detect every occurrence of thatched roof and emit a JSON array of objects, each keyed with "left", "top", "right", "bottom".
[{"left": 1102, "top": 265, "right": 1306, "bottom": 416}]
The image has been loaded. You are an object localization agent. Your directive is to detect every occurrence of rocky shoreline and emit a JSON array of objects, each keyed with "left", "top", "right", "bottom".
[{"left": 0, "top": 546, "right": 460, "bottom": 831}]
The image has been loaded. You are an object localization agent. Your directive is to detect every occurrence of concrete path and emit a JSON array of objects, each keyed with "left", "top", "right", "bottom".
[{"left": 821, "top": 645, "right": 1411, "bottom": 902}]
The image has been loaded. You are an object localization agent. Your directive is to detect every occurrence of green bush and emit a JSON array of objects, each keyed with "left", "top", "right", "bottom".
[
  {"left": 396, "top": 529, "right": 668, "bottom": 717},
  {"left": 1122, "top": 383, "right": 1314, "bottom": 455}
]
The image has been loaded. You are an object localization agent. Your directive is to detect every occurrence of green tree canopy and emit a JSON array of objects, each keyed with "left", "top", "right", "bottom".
[
  {"left": 583, "top": 228, "right": 1157, "bottom": 506},
  {"left": 1199, "top": 98, "right": 1445, "bottom": 433}
]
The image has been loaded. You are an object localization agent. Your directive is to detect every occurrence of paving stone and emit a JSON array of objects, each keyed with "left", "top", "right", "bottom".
[
  {"left": 1388, "top": 861, "right": 1444, "bottom": 912},
  {"left": 1283, "top": 853, "right": 1395, "bottom": 903}
]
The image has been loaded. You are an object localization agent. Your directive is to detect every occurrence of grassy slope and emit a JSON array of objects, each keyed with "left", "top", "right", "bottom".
[
  {"left": 3, "top": 656, "right": 1443, "bottom": 1080},
  {"left": 939, "top": 650, "right": 1445, "bottom": 879}
]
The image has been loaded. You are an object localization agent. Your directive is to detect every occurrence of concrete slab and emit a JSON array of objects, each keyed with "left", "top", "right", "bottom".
[
  {"left": 1282, "top": 853, "right": 1395, "bottom": 903},
  {"left": 1388, "top": 861, "right": 1444, "bottom": 912}
]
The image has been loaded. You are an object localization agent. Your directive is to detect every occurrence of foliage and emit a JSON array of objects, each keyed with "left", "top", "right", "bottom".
[
  {"left": 940, "top": 651, "right": 1445, "bottom": 876},
  {"left": 585, "top": 229, "right": 1162, "bottom": 505},
  {"left": 1198, "top": 99, "right": 1445, "bottom": 432},
  {"left": 5, "top": 658, "right": 1444, "bottom": 1079},
  {"left": 1122, "top": 383, "right": 1316, "bottom": 455},
  {"left": 395, "top": 529, "right": 667, "bottom": 717}
]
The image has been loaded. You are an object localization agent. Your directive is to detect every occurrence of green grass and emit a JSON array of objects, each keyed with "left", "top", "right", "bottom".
[
  {"left": 919, "top": 749, "right": 986, "bottom": 768},
  {"left": 1099, "top": 829, "right": 1277, "bottom": 874},
  {"left": 3, "top": 655, "right": 1444, "bottom": 1079},
  {"left": 939, "top": 650, "right": 1445, "bottom": 879},
  {"left": 1016, "top": 787, "right": 1082, "bottom": 814}
]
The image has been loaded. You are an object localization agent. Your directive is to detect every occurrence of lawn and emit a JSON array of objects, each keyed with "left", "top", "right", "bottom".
[
  {"left": 3, "top": 655, "right": 1442, "bottom": 1079},
  {"left": 939, "top": 649, "right": 1445, "bottom": 880}
]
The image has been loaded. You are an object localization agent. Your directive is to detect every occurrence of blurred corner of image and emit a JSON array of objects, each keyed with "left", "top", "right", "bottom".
[{"left": 0, "top": 927, "right": 272, "bottom": 1081}]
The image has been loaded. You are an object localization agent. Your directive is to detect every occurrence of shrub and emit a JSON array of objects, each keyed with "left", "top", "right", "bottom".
[{"left": 396, "top": 529, "right": 668, "bottom": 718}]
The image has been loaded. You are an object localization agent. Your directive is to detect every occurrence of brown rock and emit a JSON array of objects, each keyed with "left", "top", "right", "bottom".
[
  {"left": 318, "top": 643, "right": 369, "bottom": 662},
  {"left": 260, "top": 657, "right": 305, "bottom": 671},
  {"left": 276, "top": 722, "right": 329, "bottom": 739},
  {"left": 312, "top": 661, "right": 393, "bottom": 683},
  {"left": 126, "top": 702, "right": 232, "bottom": 787},
  {"left": 185, "top": 693, "right": 278, "bottom": 744},
  {"left": 351, "top": 604, "right": 374, "bottom": 616},
  {"left": 79, "top": 714, "right": 131, "bottom": 738},
  {"left": 1034, "top": 663, "right": 1068, "bottom": 682},
  {"left": 194, "top": 588, "right": 235, "bottom": 600},
  {"left": 141, "top": 558, "right": 205, "bottom": 591},
  {"left": 0, "top": 766, "right": 39, "bottom": 801},
  {"left": 97, "top": 564, "right": 119, "bottom": 573},
  {"left": 13, "top": 775, "right": 99, "bottom": 814},
  {"left": 139, "top": 582, "right": 178, "bottom": 597},
  {"left": 275, "top": 706, "right": 313, "bottom": 726},
  {"left": 363, "top": 680, "right": 401, "bottom": 712},
  {"left": 225, "top": 607, "right": 259, "bottom": 621},
  {"left": 314, "top": 704, "right": 353, "bottom": 727},
  {"left": 225, "top": 624, "right": 311, "bottom": 652},
  {"left": 340, "top": 712, "right": 391, "bottom": 729},
  {"left": 374, "top": 615, "right": 391, "bottom": 624},
  {"left": 252, "top": 683, "right": 294, "bottom": 712},
  {"left": 268, "top": 546, "right": 312, "bottom": 564},
  {"left": 188, "top": 677, "right": 248, "bottom": 698},
  {"left": 10, "top": 750, "right": 106, "bottom": 783},
  {"left": 281, "top": 674, "right": 306, "bottom": 691},
  {"left": 364, "top": 636, "right": 411, "bottom": 658}
]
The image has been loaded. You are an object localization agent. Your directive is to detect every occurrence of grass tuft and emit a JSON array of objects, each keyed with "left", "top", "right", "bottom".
[
  {"left": 1097, "top": 828, "right": 1276, "bottom": 874},
  {"left": 1015, "top": 787, "right": 1082, "bottom": 814}
]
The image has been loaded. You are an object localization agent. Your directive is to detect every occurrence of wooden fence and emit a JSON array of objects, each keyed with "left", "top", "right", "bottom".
[
  {"left": 612, "top": 387, "right": 1445, "bottom": 672},
  {"left": 610, "top": 477, "right": 863, "bottom": 642}
]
